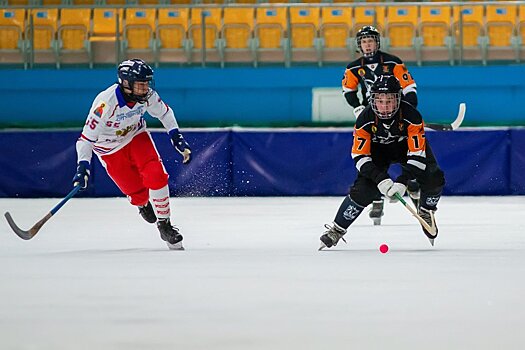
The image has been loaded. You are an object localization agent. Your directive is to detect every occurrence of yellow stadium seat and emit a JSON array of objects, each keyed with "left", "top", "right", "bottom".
[
  {"left": 105, "top": 0, "right": 127, "bottom": 5},
  {"left": 386, "top": 6, "right": 418, "bottom": 48},
  {"left": 221, "top": 7, "right": 255, "bottom": 66},
  {"left": 7, "top": 0, "right": 30, "bottom": 4},
  {"left": 137, "top": 0, "right": 160, "bottom": 4},
  {"left": 484, "top": 4, "right": 518, "bottom": 61},
  {"left": 0, "top": 9, "right": 25, "bottom": 51},
  {"left": 71, "top": 0, "right": 96, "bottom": 4},
  {"left": 520, "top": 5, "right": 525, "bottom": 57},
  {"left": 222, "top": 7, "right": 254, "bottom": 49},
  {"left": 57, "top": 8, "right": 91, "bottom": 67},
  {"left": 124, "top": 8, "right": 156, "bottom": 50},
  {"left": 254, "top": 7, "right": 288, "bottom": 65},
  {"left": 290, "top": 7, "right": 320, "bottom": 63},
  {"left": 91, "top": 8, "right": 124, "bottom": 41},
  {"left": 42, "top": 0, "right": 63, "bottom": 5},
  {"left": 189, "top": 8, "right": 222, "bottom": 49},
  {"left": 167, "top": 0, "right": 192, "bottom": 4},
  {"left": 320, "top": 7, "right": 353, "bottom": 63},
  {"left": 353, "top": 6, "right": 385, "bottom": 35},
  {"left": 156, "top": 8, "right": 189, "bottom": 63},
  {"left": 418, "top": 5, "right": 453, "bottom": 64},
  {"left": 26, "top": 9, "right": 59, "bottom": 66},
  {"left": 453, "top": 5, "right": 485, "bottom": 62}
]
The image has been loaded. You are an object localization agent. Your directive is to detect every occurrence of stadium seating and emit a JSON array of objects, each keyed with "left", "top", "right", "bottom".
[
  {"left": 453, "top": 5, "right": 486, "bottom": 63},
  {"left": 418, "top": 5, "right": 453, "bottom": 65},
  {"left": 289, "top": 7, "right": 320, "bottom": 63},
  {"left": 27, "top": 8, "right": 59, "bottom": 67},
  {"left": 123, "top": 8, "right": 156, "bottom": 61},
  {"left": 485, "top": 4, "right": 518, "bottom": 61},
  {"left": 221, "top": 7, "right": 255, "bottom": 65},
  {"left": 254, "top": 7, "right": 288, "bottom": 66},
  {"left": 2, "top": 3, "right": 525, "bottom": 68},
  {"left": 58, "top": 8, "right": 92, "bottom": 67},
  {"left": 319, "top": 7, "right": 353, "bottom": 63},
  {"left": 385, "top": 5, "right": 418, "bottom": 61},
  {"left": 0, "top": 9, "right": 25, "bottom": 67},
  {"left": 156, "top": 8, "right": 189, "bottom": 64},
  {"left": 188, "top": 8, "right": 222, "bottom": 64}
]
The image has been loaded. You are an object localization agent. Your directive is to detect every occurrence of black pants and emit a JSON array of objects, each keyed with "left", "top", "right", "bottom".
[{"left": 349, "top": 143, "right": 445, "bottom": 210}]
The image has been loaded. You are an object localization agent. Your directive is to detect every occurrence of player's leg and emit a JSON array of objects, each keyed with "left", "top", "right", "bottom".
[
  {"left": 129, "top": 132, "right": 183, "bottom": 249},
  {"left": 320, "top": 175, "right": 377, "bottom": 249},
  {"left": 414, "top": 145, "right": 445, "bottom": 240}
]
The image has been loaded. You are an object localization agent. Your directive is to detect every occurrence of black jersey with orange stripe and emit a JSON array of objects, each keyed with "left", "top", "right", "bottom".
[
  {"left": 350, "top": 101, "right": 431, "bottom": 185},
  {"left": 342, "top": 51, "right": 417, "bottom": 108}
]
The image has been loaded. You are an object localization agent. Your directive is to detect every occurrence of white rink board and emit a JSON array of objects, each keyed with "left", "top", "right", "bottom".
[{"left": 1, "top": 196, "right": 525, "bottom": 350}]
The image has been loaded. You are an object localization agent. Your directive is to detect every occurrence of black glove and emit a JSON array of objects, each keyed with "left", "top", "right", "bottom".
[
  {"left": 169, "top": 129, "right": 192, "bottom": 164},
  {"left": 72, "top": 161, "right": 90, "bottom": 190}
]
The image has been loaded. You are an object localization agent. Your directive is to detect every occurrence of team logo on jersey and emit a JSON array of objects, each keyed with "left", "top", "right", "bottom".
[
  {"left": 93, "top": 103, "right": 106, "bottom": 117},
  {"left": 399, "top": 122, "right": 404, "bottom": 131},
  {"left": 383, "top": 66, "right": 390, "bottom": 73},
  {"left": 371, "top": 125, "right": 377, "bottom": 133},
  {"left": 358, "top": 68, "right": 366, "bottom": 77}
]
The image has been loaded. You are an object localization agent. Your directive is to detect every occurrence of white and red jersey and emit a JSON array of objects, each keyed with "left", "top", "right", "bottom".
[{"left": 76, "top": 84, "right": 179, "bottom": 164}]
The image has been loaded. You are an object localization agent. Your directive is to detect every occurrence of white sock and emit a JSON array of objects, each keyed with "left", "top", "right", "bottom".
[{"left": 150, "top": 186, "right": 170, "bottom": 220}]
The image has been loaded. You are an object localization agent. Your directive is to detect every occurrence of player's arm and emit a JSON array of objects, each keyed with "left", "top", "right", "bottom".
[
  {"left": 397, "top": 116, "right": 427, "bottom": 185},
  {"left": 393, "top": 63, "right": 418, "bottom": 108},
  {"left": 351, "top": 122, "right": 389, "bottom": 184},
  {"left": 342, "top": 68, "right": 365, "bottom": 117}
]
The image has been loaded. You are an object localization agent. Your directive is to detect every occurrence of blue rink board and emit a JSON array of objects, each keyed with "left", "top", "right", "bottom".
[{"left": 0, "top": 128, "right": 523, "bottom": 197}]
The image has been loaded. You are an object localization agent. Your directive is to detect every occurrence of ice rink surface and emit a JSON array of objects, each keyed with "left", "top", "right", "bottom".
[{"left": 1, "top": 196, "right": 524, "bottom": 350}]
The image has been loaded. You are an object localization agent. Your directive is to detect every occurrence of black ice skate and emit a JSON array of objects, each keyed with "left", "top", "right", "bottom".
[
  {"left": 368, "top": 199, "right": 384, "bottom": 225},
  {"left": 157, "top": 218, "right": 184, "bottom": 250},
  {"left": 418, "top": 207, "right": 438, "bottom": 246},
  {"left": 319, "top": 223, "right": 347, "bottom": 251},
  {"left": 138, "top": 202, "right": 157, "bottom": 223}
]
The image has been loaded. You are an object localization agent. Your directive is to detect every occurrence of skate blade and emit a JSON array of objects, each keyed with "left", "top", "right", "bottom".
[
  {"left": 428, "top": 238, "right": 435, "bottom": 247},
  {"left": 372, "top": 218, "right": 381, "bottom": 226},
  {"left": 318, "top": 242, "right": 327, "bottom": 251},
  {"left": 167, "top": 242, "right": 185, "bottom": 250}
]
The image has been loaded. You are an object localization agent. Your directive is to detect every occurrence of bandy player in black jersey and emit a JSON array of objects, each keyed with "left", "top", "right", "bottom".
[
  {"left": 342, "top": 25, "right": 419, "bottom": 225},
  {"left": 319, "top": 75, "right": 445, "bottom": 250}
]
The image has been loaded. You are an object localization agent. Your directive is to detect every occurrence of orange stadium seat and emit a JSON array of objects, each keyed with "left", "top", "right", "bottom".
[
  {"left": 71, "top": 0, "right": 97, "bottom": 4},
  {"left": 137, "top": 0, "right": 160, "bottom": 4},
  {"left": 290, "top": 7, "right": 320, "bottom": 63},
  {"left": 27, "top": 9, "right": 59, "bottom": 66},
  {"left": 418, "top": 5, "right": 453, "bottom": 65},
  {"left": 0, "top": 9, "right": 25, "bottom": 67},
  {"left": 453, "top": 5, "right": 485, "bottom": 63},
  {"left": 189, "top": 8, "right": 222, "bottom": 64},
  {"left": 123, "top": 8, "right": 156, "bottom": 60},
  {"left": 41, "top": 0, "right": 63, "bottom": 5},
  {"left": 58, "top": 8, "right": 92, "bottom": 67},
  {"left": 156, "top": 8, "right": 189, "bottom": 64},
  {"left": 105, "top": 0, "right": 127, "bottom": 5},
  {"left": 485, "top": 4, "right": 518, "bottom": 61},
  {"left": 254, "top": 7, "right": 288, "bottom": 65},
  {"left": 166, "top": 0, "right": 192, "bottom": 4},
  {"left": 7, "top": 0, "right": 30, "bottom": 4},
  {"left": 320, "top": 7, "right": 352, "bottom": 63},
  {"left": 386, "top": 5, "right": 418, "bottom": 62},
  {"left": 221, "top": 7, "right": 255, "bottom": 65}
]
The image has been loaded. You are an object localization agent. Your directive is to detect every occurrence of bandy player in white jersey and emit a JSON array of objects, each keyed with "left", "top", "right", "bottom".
[{"left": 72, "top": 59, "right": 192, "bottom": 250}]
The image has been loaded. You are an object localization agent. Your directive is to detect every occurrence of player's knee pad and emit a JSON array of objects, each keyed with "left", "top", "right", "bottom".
[
  {"left": 142, "top": 161, "right": 169, "bottom": 190},
  {"left": 349, "top": 184, "right": 378, "bottom": 208},
  {"left": 127, "top": 188, "right": 149, "bottom": 206}
]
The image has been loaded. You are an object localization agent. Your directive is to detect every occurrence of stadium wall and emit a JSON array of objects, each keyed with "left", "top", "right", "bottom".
[
  {"left": 0, "top": 128, "right": 524, "bottom": 198},
  {"left": 4, "top": 65, "right": 525, "bottom": 128}
]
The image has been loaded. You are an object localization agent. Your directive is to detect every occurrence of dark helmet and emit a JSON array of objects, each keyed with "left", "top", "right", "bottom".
[
  {"left": 356, "top": 25, "right": 380, "bottom": 57},
  {"left": 117, "top": 59, "right": 155, "bottom": 103},
  {"left": 370, "top": 75, "right": 402, "bottom": 119}
]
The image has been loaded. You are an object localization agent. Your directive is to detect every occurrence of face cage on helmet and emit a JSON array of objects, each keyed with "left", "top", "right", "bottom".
[
  {"left": 125, "top": 79, "right": 155, "bottom": 103},
  {"left": 370, "top": 92, "right": 401, "bottom": 119},
  {"left": 357, "top": 34, "right": 380, "bottom": 57}
]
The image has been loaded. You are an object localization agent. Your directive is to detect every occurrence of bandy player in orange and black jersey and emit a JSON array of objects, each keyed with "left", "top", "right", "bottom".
[
  {"left": 342, "top": 26, "right": 417, "bottom": 119},
  {"left": 319, "top": 76, "right": 445, "bottom": 250}
]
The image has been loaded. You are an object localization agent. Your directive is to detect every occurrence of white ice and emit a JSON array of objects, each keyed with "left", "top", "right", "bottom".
[{"left": 1, "top": 196, "right": 525, "bottom": 350}]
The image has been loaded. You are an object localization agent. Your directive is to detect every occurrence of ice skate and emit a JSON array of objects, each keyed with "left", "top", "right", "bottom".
[
  {"left": 138, "top": 202, "right": 157, "bottom": 223},
  {"left": 407, "top": 180, "right": 420, "bottom": 209},
  {"left": 157, "top": 218, "right": 184, "bottom": 250},
  {"left": 418, "top": 207, "right": 438, "bottom": 246},
  {"left": 319, "top": 223, "right": 347, "bottom": 250},
  {"left": 368, "top": 200, "right": 384, "bottom": 225}
]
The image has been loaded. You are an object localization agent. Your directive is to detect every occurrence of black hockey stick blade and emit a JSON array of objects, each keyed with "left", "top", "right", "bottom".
[
  {"left": 4, "top": 211, "right": 52, "bottom": 240},
  {"left": 426, "top": 103, "right": 466, "bottom": 131}
]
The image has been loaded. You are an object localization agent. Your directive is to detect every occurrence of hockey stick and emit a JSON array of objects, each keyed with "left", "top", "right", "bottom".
[
  {"left": 425, "top": 103, "right": 466, "bottom": 131},
  {"left": 393, "top": 193, "right": 437, "bottom": 246},
  {"left": 4, "top": 184, "right": 82, "bottom": 240}
]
